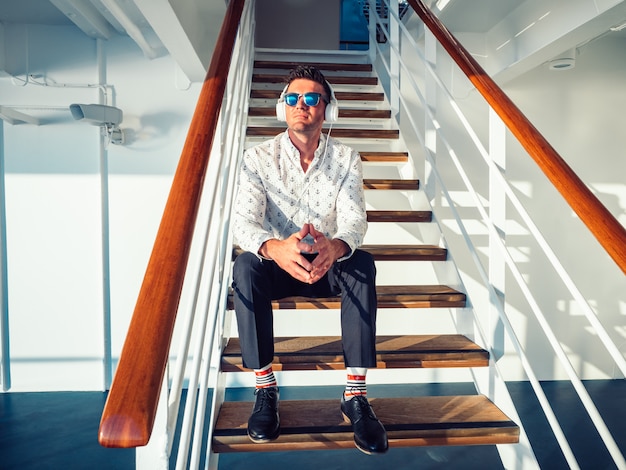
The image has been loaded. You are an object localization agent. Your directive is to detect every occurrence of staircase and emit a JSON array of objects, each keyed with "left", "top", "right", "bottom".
[{"left": 211, "top": 58, "right": 519, "bottom": 456}]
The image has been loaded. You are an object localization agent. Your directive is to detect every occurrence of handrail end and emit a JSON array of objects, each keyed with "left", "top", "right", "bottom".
[{"left": 98, "top": 413, "right": 151, "bottom": 448}]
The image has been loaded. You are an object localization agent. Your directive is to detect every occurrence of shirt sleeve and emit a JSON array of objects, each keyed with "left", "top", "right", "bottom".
[
  {"left": 232, "top": 148, "right": 273, "bottom": 256},
  {"left": 333, "top": 148, "right": 367, "bottom": 261}
]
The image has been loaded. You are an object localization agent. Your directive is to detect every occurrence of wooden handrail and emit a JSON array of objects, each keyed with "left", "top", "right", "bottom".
[
  {"left": 98, "top": 0, "right": 245, "bottom": 448},
  {"left": 408, "top": 0, "right": 626, "bottom": 274}
]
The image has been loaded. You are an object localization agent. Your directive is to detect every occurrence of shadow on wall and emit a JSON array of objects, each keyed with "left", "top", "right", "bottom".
[
  {"left": 107, "top": 110, "right": 195, "bottom": 175},
  {"left": 119, "top": 110, "right": 190, "bottom": 149}
]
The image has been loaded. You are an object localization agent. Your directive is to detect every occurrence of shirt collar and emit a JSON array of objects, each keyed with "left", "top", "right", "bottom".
[{"left": 280, "top": 131, "right": 327, "bottom": 162}]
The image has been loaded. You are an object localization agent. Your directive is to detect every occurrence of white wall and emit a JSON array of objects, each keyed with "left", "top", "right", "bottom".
[
  {"left": 423, "top": 30, "right": 626, "bottom": 380},
  {"left": 501, "top": 34, "right": 626, "bottom": 380},
  {"left": 1, "top": 24, "right": 200, "bottom": 391}
]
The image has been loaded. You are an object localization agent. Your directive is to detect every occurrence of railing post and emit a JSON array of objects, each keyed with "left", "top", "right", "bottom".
[
  {"left": 368, "top": 0, "right": 376, "bottom": 64},
  {"left": 388, "top": 0, "right": 400, "bottom": 118},
  {"left": 136, "top": 368, "right": 170, "bottom": 469},
  {"left": 423, "top": 29, "right": 437, "bottom": 203},
  {"left": 0, "top": 121, "right": 10, "bottom": 391},
  {"left": 488, "top": 108, "right": 506, "bottom": 361},
  {"left": 96, "top": 38, "right": 113, "bottom": 391}
]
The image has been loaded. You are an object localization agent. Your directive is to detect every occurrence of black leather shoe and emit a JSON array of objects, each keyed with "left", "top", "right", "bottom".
[
  {"left": 341, "top": 394, "right": 389, "bottom": 454},
  {"left": 247, "top": 387, "right": 280, "bottom": 443}
]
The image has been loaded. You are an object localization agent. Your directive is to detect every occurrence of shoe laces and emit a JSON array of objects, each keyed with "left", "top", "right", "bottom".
[
  {"left": 254, "top": 387, "right": 278, "bottom": 410},
  {"left": 351, "top": 394, "right": 375, "bottom": 419}
]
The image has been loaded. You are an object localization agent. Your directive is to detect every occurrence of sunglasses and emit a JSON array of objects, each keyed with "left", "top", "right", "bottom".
[{"left": 283, "top": 92, "right": 327, "bottom": 107}]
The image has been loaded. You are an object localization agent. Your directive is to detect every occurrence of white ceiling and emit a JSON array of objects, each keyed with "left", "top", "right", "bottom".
[
  {"left": 0, "top": 0, "right": 228, "bottom": 82},
  {"left": 420, "top": 0, "right": 626, "bottom": 83},
  {"left": 434, "top": 0, "right": 521, "bottom": 33},
  {"left": 2, "top": 0, "right": 625, "bottom": 83},
  {"left": 0, "top": 0, "right": 529, "bottom": 77},
  {"left": 0, "top": 0, "right": 521, "bottom": 39},
  {"left": 440, "top": 0, "right": 626, "bottom": 38},
  {"left": 3, "top": 0, "right": 625, "bottom": 38},
  {"left": 0, "top": 0, "right": 71, "bottom": 25},
  {"left": 0, "top": 0, "right": 165, "bottom": 56}
]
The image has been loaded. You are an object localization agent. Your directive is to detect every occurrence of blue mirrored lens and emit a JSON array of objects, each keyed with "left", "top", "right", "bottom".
[{"left": 284, "top": 92, "right": 322, "bottom": 107}]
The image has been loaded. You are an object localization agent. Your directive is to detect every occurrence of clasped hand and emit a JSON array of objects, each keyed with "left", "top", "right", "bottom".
[{"left": 260, "top": 223, "right": 347, "bottom": 284}]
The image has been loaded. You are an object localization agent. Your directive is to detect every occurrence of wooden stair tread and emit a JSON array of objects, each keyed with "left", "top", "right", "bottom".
[
  {"left": 212, "top": 395, "right": 519, "bottom": 452},
  {"left": 247, "top": 127, "right": 399, "bottom": 139},
  {"left": 359, "top": 151, "right": 408, "bottom": 162},
  {"left": 221, "top": 334, "right": 489, "bottom": 371},
  {"left": 364, "top": 179, "right": 419, "bottom": 190},
  {"left": 248, "top": 107, "right": 391, "bottom": 119},
  {"left": 254, "top": 60, "right": 373, "bottom": 72},
  {"left": 251, "top": 89, "right": 384, "bottom": 101},
  {"left": 367, "top": 210, "right": 431, "bottom": 222},
  {"left": 253, "top": 73, "right": 378, "bottom": 86},
  {"left": 227, "top": 285, "right": 466, "bottom": 310},
  {"left": 339, "top": 108, "right": 391, "bottom": 119},
  {"left": 361, "top": 244, "right": 446, "bottom": 260}
]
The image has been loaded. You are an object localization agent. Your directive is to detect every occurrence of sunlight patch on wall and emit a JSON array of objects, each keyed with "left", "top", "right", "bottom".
[{"left": 557, "top": 298, "right": 598, "bottom": 317}]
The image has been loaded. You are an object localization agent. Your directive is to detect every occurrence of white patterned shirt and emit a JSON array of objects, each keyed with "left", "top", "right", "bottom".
[{"left": 232, "top": 131, "right": 367, "bottom": 261}]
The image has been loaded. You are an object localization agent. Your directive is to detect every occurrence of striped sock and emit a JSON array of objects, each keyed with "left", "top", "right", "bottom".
[
  {"left": 254, "top": 363, "right": 277, "bottom": 389},
  {"left": 344, "top": 367, "right": 367, "bottom": 401}
]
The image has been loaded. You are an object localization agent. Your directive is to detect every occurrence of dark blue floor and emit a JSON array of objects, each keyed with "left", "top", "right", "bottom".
[
  {"left": 0, "top": 391, "right": 133, "bottom": 469},
  {"left": 1, "top": 380, "right": 624, "bottom": 469}
]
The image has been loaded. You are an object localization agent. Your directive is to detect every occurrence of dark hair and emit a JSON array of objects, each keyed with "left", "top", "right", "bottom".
[{"left": 286, "top": 65, "right": 332, "bottom": 102}]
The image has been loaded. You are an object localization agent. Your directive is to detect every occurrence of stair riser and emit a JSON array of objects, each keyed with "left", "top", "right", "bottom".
[
  {"left": 248, "top": 108, "right": 391, "bottom": 119},
  {"left": 214, "top": 432, "right": 520, "bottom": 453},
  {"left": 221, "top": 358, "right": 490, "bottom": 372},
  {"left": 253, "top": 74, "right": 378, "bottom": 86},
  {"left": 253, "top": 61, "right": 373, "bottom": 72},
  {"left": 247, "top": 127, "right": 399, "bottom": 139},
  {"left": 250, "top": 90, "right": 385, "bottom": 101}
]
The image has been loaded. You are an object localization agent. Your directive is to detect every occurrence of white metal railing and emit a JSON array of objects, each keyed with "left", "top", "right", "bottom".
[
  {"left": 0, "top": 121, "right": 10, "bottom": 392},
  {"left": 368, "top": 0, "right": 625, "bottom": 468},
  {"left": 138, "top": 1, "right": 255, "bottom": 469}
]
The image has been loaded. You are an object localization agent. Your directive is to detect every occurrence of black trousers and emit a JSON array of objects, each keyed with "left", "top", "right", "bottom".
[{"left": 232, "top": 249, "right": 378, "bottom": 370}]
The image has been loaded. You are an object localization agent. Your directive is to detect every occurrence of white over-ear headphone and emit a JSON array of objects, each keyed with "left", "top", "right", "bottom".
[{"left": 276, "top": 80, "right": 339, "bottom": 123}]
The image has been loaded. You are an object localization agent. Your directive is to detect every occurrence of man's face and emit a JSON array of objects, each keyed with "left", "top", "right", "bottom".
[{"left": 284, "top": 78, "right": 327, "bottom": 135}]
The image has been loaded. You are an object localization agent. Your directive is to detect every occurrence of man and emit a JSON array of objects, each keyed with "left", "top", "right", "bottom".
[{"left": 231, "top": 65, "right": 388, "bottom": 455}]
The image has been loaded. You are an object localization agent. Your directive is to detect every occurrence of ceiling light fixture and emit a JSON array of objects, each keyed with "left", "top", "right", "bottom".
[{"left": 549, "top": 48, "right": 577, "bottom": 71}]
